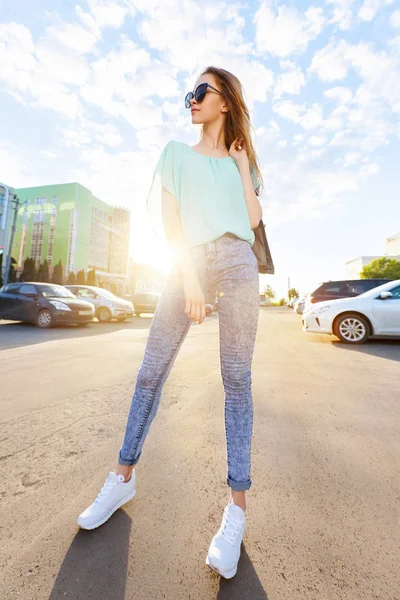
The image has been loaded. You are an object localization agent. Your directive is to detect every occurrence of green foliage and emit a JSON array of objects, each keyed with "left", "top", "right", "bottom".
[
  {"left": 67, "top": 271, "right": 76, "bottom": 285},
  {"left": 288, "top": 287, "right": 299, "bottom": 301},
  {"left": 87, "top": 268, "right": 96, "bottom": 286},
  {"left": 52, "top": 260, "right": 64, "bottom": 285},
  {"left": 38, "top": 260, "right": 50, "bottom": 282},
  {"left": 76, "top": 269, "right": 86, "bottom": 284},
  {"left": 360, "top": 257, "right": 400, "bottom": 279},
  {"left": 264, "top": 284, "right": 276, "bottom": 299},
  {"left": 21, "top": 257, "right": 37, "bottom": 282}
]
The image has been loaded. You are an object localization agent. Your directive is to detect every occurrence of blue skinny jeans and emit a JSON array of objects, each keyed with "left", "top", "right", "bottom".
[{"left": 118, "top": 233, "right": 260, "bottom": 491}]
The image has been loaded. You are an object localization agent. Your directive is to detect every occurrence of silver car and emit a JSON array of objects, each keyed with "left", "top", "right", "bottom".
[{"left": 66, "top": 285, "right": 134, "bottom": 323}]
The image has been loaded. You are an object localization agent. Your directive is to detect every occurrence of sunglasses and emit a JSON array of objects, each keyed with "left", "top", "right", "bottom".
[{"left": 185, "top": 83, "right": 223, "bottom": 109}]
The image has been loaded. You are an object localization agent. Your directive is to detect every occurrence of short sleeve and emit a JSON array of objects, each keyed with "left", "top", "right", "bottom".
[{"left": 146, "top": 141, "right": 179, "bottom": 240}]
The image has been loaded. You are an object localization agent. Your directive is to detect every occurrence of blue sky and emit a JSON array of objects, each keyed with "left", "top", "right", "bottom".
[{"left": 1, "top": 0, "right": 399, "bottom": 297}]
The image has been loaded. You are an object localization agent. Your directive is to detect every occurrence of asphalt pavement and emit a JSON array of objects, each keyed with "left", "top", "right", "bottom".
[{"left": 0, "top": 308, "right": 399, "bottom": 600}]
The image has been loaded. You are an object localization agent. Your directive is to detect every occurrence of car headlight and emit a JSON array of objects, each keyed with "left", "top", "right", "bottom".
[
  {"left": 112, "top": 302, "right": 124, "bottom": 308},
  {"left": 305, "top": 305, "right": 330, "bottom": 316},
  {"left": 50, "top": 301, "right": 71, "bottom": 311}
]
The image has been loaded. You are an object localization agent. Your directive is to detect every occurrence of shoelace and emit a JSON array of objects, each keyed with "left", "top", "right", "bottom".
[
  {"left": 216, "top": 509, "right": 244, "bottom": 546},
  {"left": 95, "top": 477, "right": 119, "bottom": 504}
]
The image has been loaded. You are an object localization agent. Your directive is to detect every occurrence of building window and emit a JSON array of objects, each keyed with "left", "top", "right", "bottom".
[
  {"left": 67, "top": 209, "right": 78, "bottom": 275},
  {"left": 30, "top": 210, "right": 45, "bottom": 266},
  {"left": 47, "top": 208, "right": 56, "bottom": 265}
]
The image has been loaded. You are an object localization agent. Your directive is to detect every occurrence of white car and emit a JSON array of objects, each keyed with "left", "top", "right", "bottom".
[
  {"left": 294, "top": 297, "right": 306, "bottom": 314},
  {"left": 302, "top": 279, "right": 400, "bottom": 344},
  {"left": 66, "top": 285, "right": 134, "bottom": 323}
]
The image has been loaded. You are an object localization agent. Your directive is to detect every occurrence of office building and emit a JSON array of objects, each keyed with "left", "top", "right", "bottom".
[{"left": 12, "top": 183, "right": 130, "bottom": 288}]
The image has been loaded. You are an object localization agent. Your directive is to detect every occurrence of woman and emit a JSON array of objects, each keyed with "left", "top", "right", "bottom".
[{"left": 77, "top": 66, "right": 263, "bottom": 580}]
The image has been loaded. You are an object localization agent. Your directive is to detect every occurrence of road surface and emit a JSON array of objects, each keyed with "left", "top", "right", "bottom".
[{"left": 0, "top": 308, "right": 399, "bottom": 599}]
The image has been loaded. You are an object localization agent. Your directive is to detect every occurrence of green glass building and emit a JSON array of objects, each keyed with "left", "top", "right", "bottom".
[{"left": 12, "top": 183, "right": 130, "bottom": 283}]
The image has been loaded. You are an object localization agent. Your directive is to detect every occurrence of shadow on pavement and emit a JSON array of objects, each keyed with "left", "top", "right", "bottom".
[
  {"left": 49, "top": 510, "right": 131, "bottom": 600},
  {"left": 215, "top": 545, "right": 269, "bottom": 599},
  {"left": 0, "top": 317, "right": 154, "bottom": 351},
  {"left": 332, "top": 338, "right": 400, "bottom": 362}
]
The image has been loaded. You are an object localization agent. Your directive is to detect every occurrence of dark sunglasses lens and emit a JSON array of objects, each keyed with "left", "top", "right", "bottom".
[
  {"left": 185, "top": 92, "right": 193, "bottom": 109},
  {"left": 195, "top": 83, "right": 207, "bottom": 103}
]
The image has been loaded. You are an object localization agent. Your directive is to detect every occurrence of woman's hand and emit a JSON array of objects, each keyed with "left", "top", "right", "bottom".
[
  {"left": 229, "top": 137, "right": 249, "bottom": 170},
  {"left": 183, "top": 274, "right": 206, "bottom": 324}
]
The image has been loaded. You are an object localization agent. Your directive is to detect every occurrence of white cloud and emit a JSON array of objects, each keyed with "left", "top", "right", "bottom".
[
  {"left": 308, "top": 40, "right": 352, "bottom": 81},
  {"left": 390, "top": 9, "right": 400, "bottom": 27},
  {"left": 326, "top": 0, "right": 354, "bottom": 31},
  {"left": 273, "top": 100, "right": 305, "bottom": 123},
  {"left": 300, "top": 103, "right": 324, "bottom": 130},
  {"left": 310, "top": 39, "right": 400, "bottom": 114},
  {"left": 40, "top": 150, "right": 58, "bottom": 159},
  {"left": 254, "top": 1, "right": 326, "bottom": 57},
  {"left": 44, "top": 19, "right": 100, "bottom": 54},
  {"left": 308, "top": 135, "right": 328, "bottom": 147},
  {"left": 0, "top": 22, "right": 82, "bottom": 118},
  {"left": 61, "top": 120, "right": 123, "bottom": 148},
  {"left": 324, "top": 86, "right": 353, "bottom": 104},
  {"left": 274, "top": 67, "right": 305, "bottom": 98},
  {"left": 358, "top": 0, "right": 394, "bottom": 22}
]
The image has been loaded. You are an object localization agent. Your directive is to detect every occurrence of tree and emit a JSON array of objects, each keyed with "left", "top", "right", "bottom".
[
  {"left": 288, "top": 287, "right": 299, "bottom": 301},
  {"left": 264, "top": 284, "right": 276, "bottom": 299},
  {"left": 52, "top": 260, "right": 64, "bottom": 285},
  {"left": 38, "top": 259, "right": 50, "bottom": 282},
  {"left": 76, "top": 269, "right": 86, "bottom": 284},
  {"left": 20, "top": 258, "right": 37, "bottom": 282},
  {"left": 360, "top": 257, "right": 400, "bottom": 280},
  {"left": 87, "top": 268, "right": 96, "bottom": 286},
  {"left": 67, "top": 272, "right": 76, "bottom": 285}
]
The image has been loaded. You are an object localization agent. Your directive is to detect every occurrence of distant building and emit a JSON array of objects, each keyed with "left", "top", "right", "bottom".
[
  {"left": 345, "top": 254, "right": 400, "bottom": 279},
  {"left": 12, "top": 183, "right": 130, "bottom": 290},
  {"left": 0, "top": 182, "right": 15, "bottom": 278},
  {"left": 386, "top": 232, "right": 400, "bottom": 255}
]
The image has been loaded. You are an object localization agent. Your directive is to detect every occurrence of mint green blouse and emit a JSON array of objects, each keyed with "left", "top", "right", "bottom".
[{"left": 146, "top": 140, "right": 258, "bottom": 248}]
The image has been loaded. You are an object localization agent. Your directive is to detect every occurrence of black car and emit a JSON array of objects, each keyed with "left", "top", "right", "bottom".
[
  {"left": 308, "top": 279, "right": 392, "bottom": 307},
  {"left": 0, "top": 282, "right": 95, "bottom": 328}
]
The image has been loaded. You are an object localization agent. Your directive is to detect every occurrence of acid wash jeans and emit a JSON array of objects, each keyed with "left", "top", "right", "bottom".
[{"left": 118, "top": 233, "right": 260, "bottom": 491}]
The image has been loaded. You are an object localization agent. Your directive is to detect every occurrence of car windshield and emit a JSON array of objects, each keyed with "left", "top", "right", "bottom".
[
  {"left": 356, "top": 281, "right": 396, "bottom": 298},
  {"left": 97, "top": 288, "right": 117, "bottom": 299},
  {"left": 39, "top": 285, "right": 75, "bottom": 298}
]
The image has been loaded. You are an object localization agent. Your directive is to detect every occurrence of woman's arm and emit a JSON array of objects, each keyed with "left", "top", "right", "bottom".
[
  {"left": 238, "top": 163, "right": 263, "bottom": 228},
  {"left": 161, "top": 185, "right": 207, "bottom": 324}
]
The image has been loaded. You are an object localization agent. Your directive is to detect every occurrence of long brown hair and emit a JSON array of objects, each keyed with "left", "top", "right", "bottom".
[{"left": 200, "top": 66, "right": 264, "bottom": 196}]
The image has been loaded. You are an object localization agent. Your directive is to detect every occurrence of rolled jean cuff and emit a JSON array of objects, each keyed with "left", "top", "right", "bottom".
[
  {"left": 227, "top": 477, "right": 252, "bottom": 491},
  {"left": 118, "top": 449, "right": 141, "bottom": 467}
]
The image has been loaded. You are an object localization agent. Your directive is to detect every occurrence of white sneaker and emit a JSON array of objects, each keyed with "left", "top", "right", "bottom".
[
  {"left": 77, "top": 471, "right": 136, "bottom": 530},
  {"left": 206, "top": 501, "right": 246, "bottom": 579}
]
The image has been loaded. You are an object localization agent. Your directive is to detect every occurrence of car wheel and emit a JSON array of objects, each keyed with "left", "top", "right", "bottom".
[
  {"left": 333, "top": 313, "right": 370, "bottom": 344},
  {"left": 36, "top": 310, "right": 54, "bottom": 329},
  {"left": 97, "top": 307, "right": 112, "bottom": 323}
]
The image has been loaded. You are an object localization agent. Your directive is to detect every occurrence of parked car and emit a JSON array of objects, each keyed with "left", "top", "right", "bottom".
[
  {"left": 302, "top": 279, "right": 400, "bottom": 344},
  {"left": 0, "top": 282, "right": 94, "bottom": 328},
  {"left": 65, "top": 285, "right": 134, "bottom": 322},
  {"left": 129, "top": 292, "right": 160, "bottom": 316},
  {"left": 293, "top": 297, "right": 306, "bottom": 314},
  {"left": 287, "top": 297, "right": 298, "bottom": 309},
  {"left": 304, "top": 278, "right": 392, "bottom": 312}
]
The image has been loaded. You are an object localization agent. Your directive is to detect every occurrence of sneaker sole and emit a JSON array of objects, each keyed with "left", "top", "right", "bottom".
[
  {"left": 205, "top": 555, "right": 237, "bottom": 579},
  {"left": 77, "top": 489, "right": 136, "bottom": 530}
]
